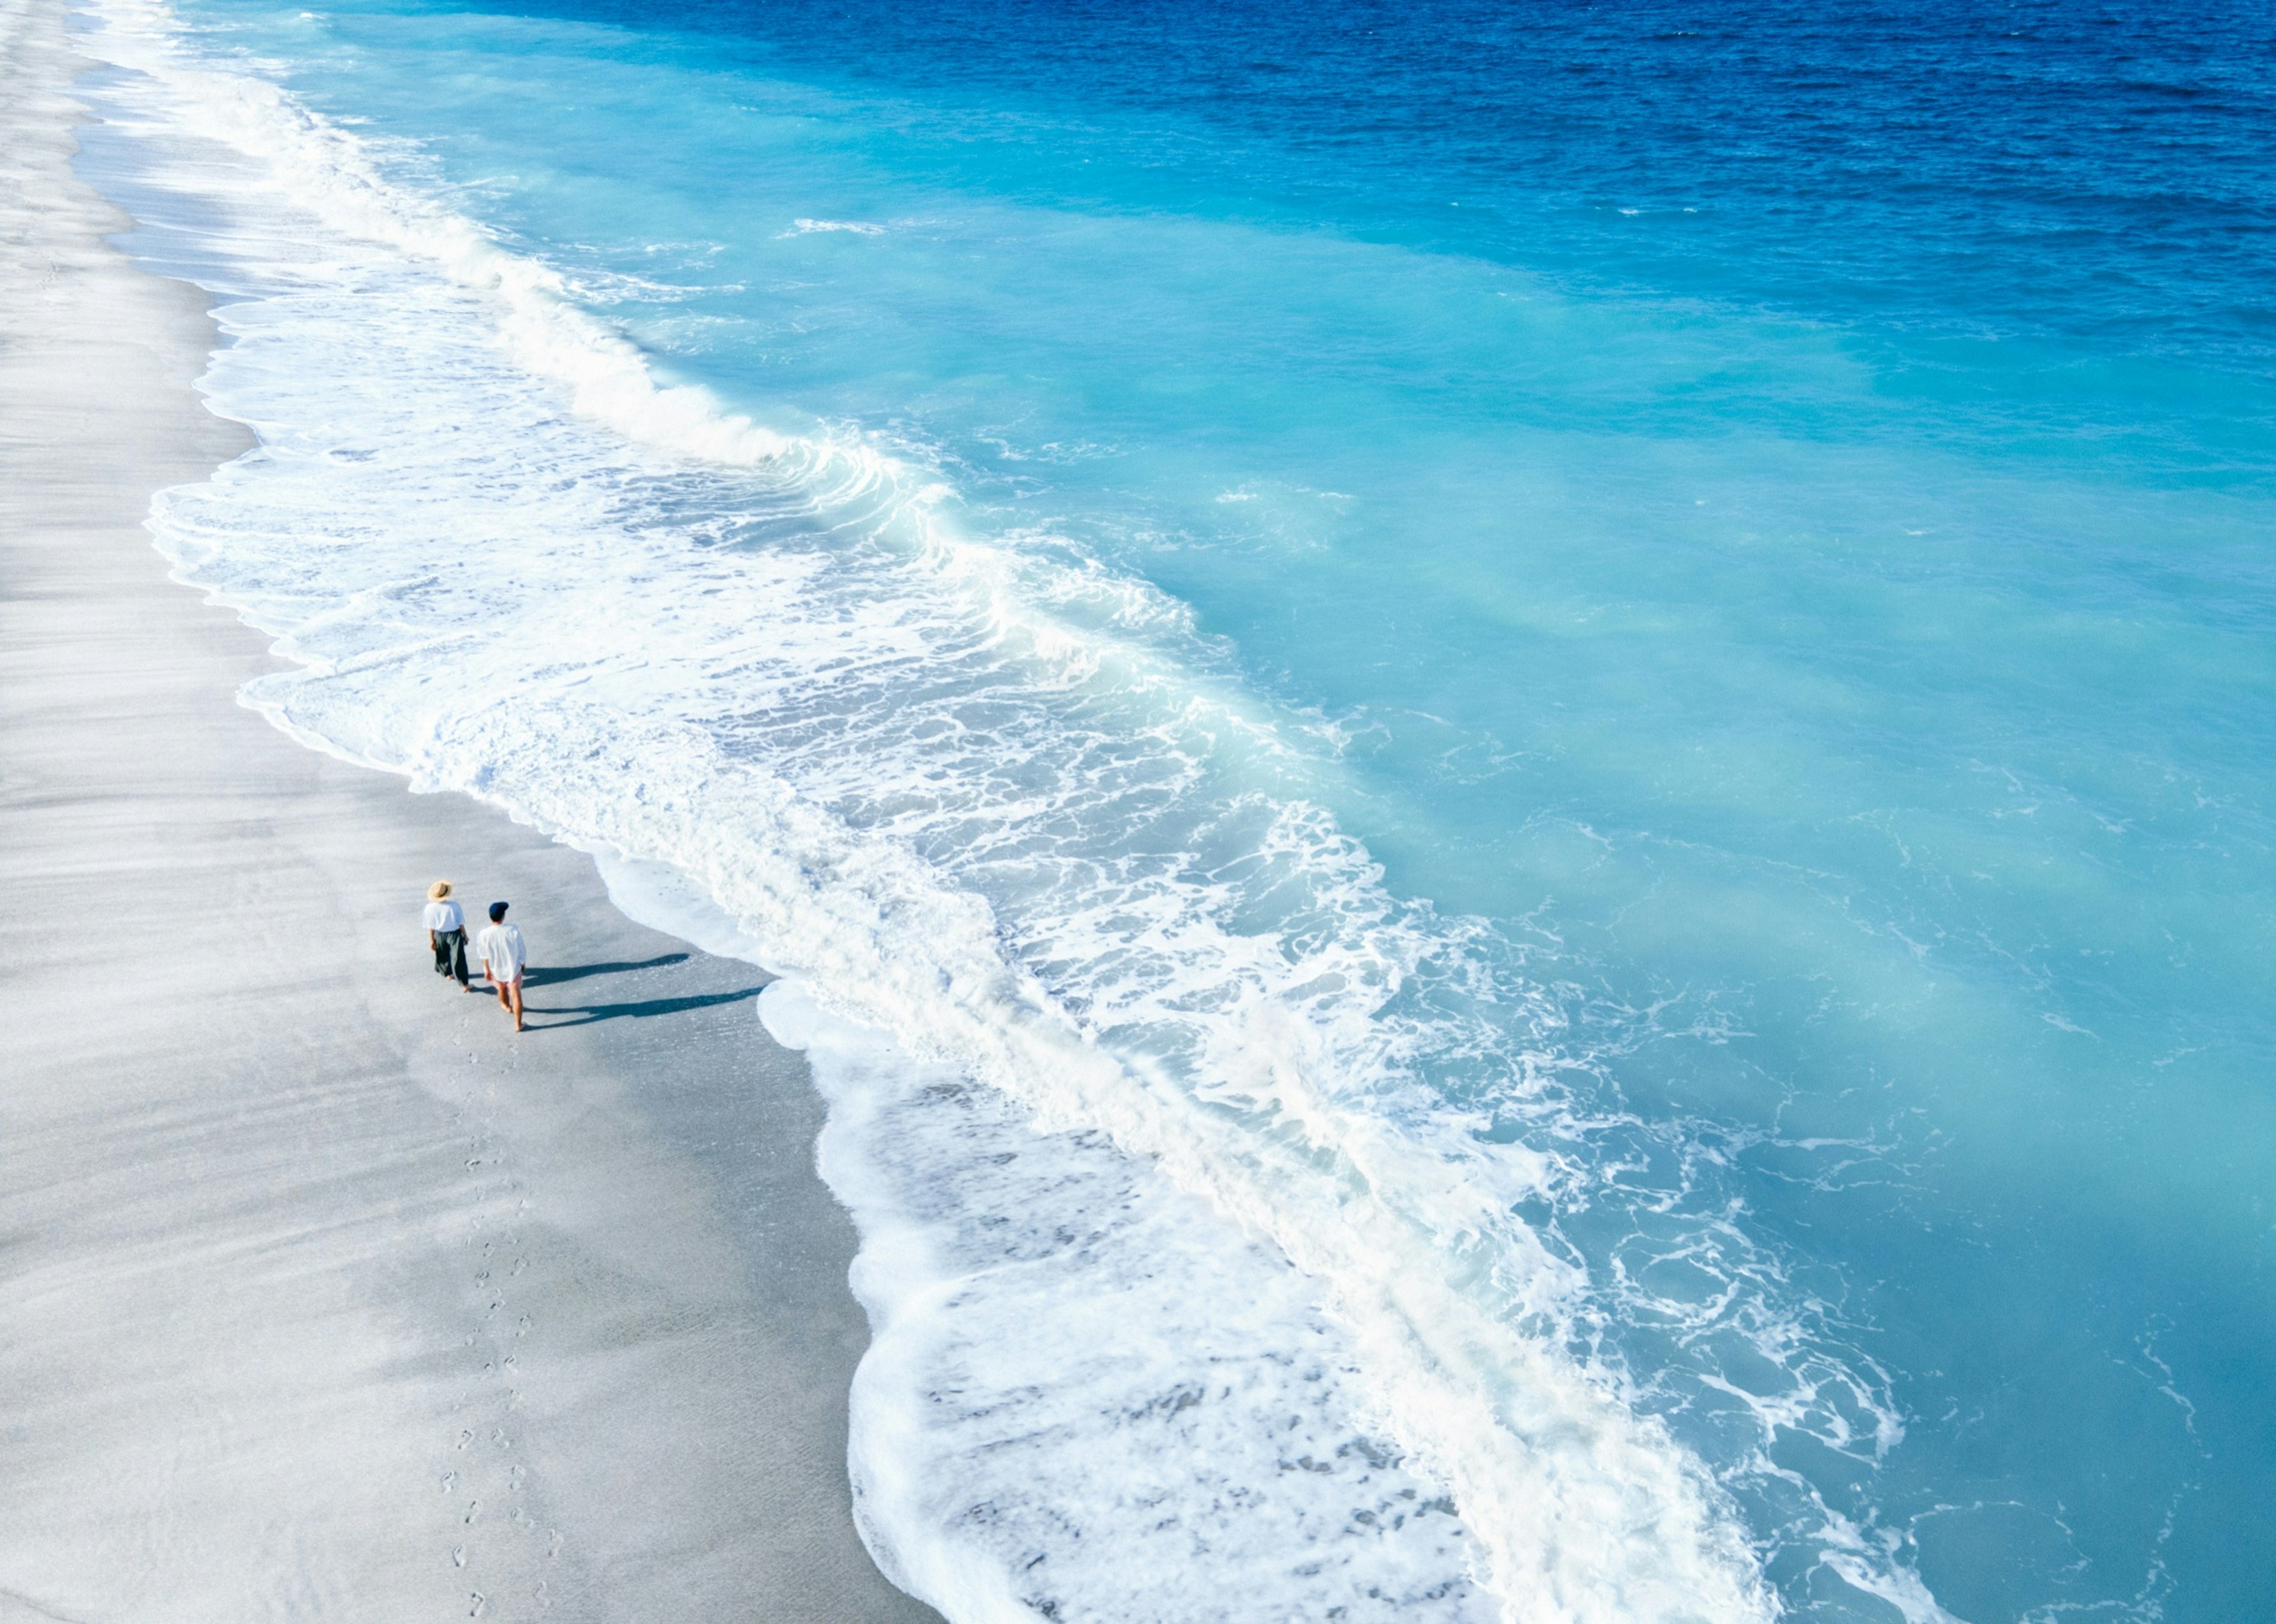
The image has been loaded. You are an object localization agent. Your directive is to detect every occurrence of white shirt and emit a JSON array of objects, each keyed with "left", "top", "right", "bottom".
[
  {"left": 477, "top": 922, "right": 528, "bottom": 980},
  {"left": 423, "top": 899, "right": 464, "bottom": 932}
]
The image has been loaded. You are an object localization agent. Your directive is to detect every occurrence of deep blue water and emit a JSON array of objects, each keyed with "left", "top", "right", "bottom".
[{"left": 78, "top": 0, "right": 2276, "bottom": 1617}]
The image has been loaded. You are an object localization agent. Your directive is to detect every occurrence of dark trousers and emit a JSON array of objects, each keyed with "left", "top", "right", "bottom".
[{"left": 433, "top": 928, "right": 468, "bottom": 984}]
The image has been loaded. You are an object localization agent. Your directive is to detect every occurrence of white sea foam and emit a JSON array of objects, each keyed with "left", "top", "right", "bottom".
[
  {"left": 781, "top": 216, "right": 889, "bottom": 236},
  {"left": 71, "top": 4, "right": 1945, "bottom": 1617}
]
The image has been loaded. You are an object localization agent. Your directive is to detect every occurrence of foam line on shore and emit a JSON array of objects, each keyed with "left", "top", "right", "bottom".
[{"left": 0, "top": 0, "right": 942, "bottom": 1610}]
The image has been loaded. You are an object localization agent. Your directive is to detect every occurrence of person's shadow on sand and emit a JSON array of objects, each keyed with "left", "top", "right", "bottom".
[
  {"left": 504, "top": 954, "right": 763, "bottom": 1030},
  {"left": 522, "top": 954, "right": 689, "bottom": 988},
  {"left": 530, "top": 986, "right": 766, "bottom": 1028}
]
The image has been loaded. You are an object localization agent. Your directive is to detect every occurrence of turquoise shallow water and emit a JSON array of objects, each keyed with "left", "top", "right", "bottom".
[{"left": 76, "top": 0, "right": 2275, "bottom": 1617}]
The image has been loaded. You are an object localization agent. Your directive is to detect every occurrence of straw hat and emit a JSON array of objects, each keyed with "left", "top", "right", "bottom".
[{"left": 429, "top": 880, "right": 454, "bottom": 900}]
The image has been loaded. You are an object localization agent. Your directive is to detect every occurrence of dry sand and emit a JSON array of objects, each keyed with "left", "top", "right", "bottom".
[{"left": 0, "top": 0, "right": 939, "bottom": 1616}]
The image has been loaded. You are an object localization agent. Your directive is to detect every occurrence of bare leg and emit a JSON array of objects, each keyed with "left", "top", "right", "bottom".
[{"left": 506, "top": 977, "right": 525, "bottom": 1032}]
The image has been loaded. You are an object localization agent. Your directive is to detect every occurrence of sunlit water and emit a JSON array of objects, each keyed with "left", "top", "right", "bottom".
[{"left": 69, "top": 0, "right": 2276, "bottom": 1617}]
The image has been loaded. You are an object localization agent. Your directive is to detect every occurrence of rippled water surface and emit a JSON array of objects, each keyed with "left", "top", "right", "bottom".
[{"left": 74, "top": 0, "right": 2276, "bottom": 1618}]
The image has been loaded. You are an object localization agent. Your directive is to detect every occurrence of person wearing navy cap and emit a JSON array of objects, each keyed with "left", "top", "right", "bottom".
[{"left": 476, "top": 900, "right": 529, "bottom": 1032}]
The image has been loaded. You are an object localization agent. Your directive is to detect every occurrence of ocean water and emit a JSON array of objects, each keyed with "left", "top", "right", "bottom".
[{"left": 64, "top": 0, "right": 2275, "bottom": 1618}]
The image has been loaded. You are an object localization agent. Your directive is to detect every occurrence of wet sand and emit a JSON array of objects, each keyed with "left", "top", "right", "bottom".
[{"left": 0, "top": 0, "right": 938, "bottom": 1615}]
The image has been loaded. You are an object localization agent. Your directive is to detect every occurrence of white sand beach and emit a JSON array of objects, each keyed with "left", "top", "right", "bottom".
[{"left": 0, "top": 0, "right": 938, "bottom": 1616}]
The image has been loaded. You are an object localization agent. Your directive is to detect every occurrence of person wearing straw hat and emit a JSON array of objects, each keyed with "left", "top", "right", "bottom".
[{"left": 423, "top": 880, "right": 471, "bottom": 989}]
